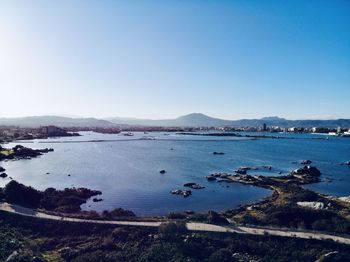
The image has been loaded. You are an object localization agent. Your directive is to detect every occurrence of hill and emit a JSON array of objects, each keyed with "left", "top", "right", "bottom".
[
  {"left": 106, "top": 113, "right": 231, "bottom": 127},
  {"left": 1, "top": 114, "right": 349, "bottom": 128},
  {"left": 0, "top": 116, "right": 115, "bottom": 128},
  {"left": 107, "top": 114, "right": 350, "bottom": 128}
]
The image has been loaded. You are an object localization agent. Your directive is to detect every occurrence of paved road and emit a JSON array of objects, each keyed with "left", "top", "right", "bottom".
[{"left": 1, "top": 202, "right": 350, "bottom": 245}]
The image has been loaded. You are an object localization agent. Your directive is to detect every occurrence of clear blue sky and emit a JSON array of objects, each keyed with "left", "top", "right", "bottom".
[{"left": 1, "top": 0, "right": 349, "bottom": 119}]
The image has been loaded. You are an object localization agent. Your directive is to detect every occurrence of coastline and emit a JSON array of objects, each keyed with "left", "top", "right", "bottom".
[{"left": 1, "top": 134, "right": 350, "bottom": 237}]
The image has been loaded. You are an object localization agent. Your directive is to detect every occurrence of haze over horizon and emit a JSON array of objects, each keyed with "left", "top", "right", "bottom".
[
  {"left": 1, "top": 113, "right": 350, "bottom": 122},
  {"left": 1, "top": 1, "right": 349, "bottom": 119}
]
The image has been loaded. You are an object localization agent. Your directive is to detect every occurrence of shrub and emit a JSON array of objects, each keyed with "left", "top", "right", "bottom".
[
  {"left": 4, "top": 180, "right": 42, "bottom": 208},
  {"left": 158, "top": 222, "right": 187, "bottom": 239}
]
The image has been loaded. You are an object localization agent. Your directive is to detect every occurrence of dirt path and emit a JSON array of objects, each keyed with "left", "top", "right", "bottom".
[{"left": 1, "top": 202, "right": 350, "bottom": 245}]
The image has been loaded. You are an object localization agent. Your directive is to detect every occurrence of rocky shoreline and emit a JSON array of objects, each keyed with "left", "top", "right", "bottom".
[
  {"left": 1, "top": 143, "right": 349, "bottom": 235},
  {"left": 207, "top": 164, "right": 322, "bottom": 188},
  {"left": 0, "top": 145, "right": 54, "bottom": 180},
  {"left": 212, "top": 165, "right": 350, "bottom": 234},
  {"left": 0, "top": 144, "right": 53, "bottom": 161}
]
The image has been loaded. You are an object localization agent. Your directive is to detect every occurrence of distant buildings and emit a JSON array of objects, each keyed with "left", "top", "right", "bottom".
[
  {"left": 311, "top": 127, "right": 330, "bottom": 133},
  {"left": 40, "top": 126, "right": 67, "bottom": 136},
  {"left": 288, "top": 127, "right": 304, "bottom": 133}
]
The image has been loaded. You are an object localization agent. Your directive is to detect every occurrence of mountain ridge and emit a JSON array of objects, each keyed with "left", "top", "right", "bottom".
[
  {"left": 0, "top": 116, "right": 115, "bottom": 128},
  {"left": 0, "top": 114, "right": 349, "bottom": 128}
]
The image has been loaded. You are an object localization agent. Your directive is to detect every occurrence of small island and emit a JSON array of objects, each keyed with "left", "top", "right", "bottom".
[{"left": 0, "top": 144, "right": 54, "bottom": 161}]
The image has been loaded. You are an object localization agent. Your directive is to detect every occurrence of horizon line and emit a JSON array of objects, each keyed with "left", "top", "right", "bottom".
[{"left": 1, "top": 113, "right": 350, "bottom": 121}]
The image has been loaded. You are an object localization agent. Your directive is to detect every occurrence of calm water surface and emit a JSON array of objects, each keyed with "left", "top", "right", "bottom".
[{"left": 1, "top": 132, "right": 349, "bottom": 216}]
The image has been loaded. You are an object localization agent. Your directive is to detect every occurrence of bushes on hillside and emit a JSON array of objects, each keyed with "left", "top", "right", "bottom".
[
  {"left": 2, "top": 180, "right": 101, "bottom": 213},
  {"left": 4, "top": 180, "right": 42, "bottom": 208}
]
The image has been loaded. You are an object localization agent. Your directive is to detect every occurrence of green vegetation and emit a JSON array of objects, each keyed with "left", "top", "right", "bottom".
[
  {"left": 1, "top": 180, "right": 136, "bottom": 219},
  {"left": 1, "top": 180, "right": 101, "bottom": 213},
  {"left": 1, "top": 211, "right": 350, "bottom": 261},
  {"left": 0, "top": 145, "right": 53, "bottom": 161},
  {"left": 0, "top": 149, "right": 14, "bottom": 157},
  {"left": 224, "top": 176, "right": 350, "bottom": 235}
]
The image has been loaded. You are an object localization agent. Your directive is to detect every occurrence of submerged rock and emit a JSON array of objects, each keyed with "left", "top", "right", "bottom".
[
  {"left": 239, "top": 166, "right": 258, "bottom": 171},
  {"left": 213, "top": 152, "right": 225, "bottom": 155}
]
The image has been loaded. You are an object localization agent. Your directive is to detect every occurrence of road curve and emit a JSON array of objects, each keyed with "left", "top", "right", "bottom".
[{"left": 1, "top": 202, "right": 350, "bottom": 245}]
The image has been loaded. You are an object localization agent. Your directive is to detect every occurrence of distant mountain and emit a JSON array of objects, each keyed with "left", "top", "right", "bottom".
[
  {"left": 260, "top": 116, "right": 286, "bottom": 121},
  {"left": 0, "top": 116, "right": 115, "bottom": 128},
  {"left": 174, "top": 113, "right": 232, "bottom": 126},
  {"left": 0, "top": 114, "right": 349, "bottom": 128},
  {"left": 107, "top": 114, "right": 350, "bottom": 128},
  {"left": 106, "top": 113, "right": 232, "bottom": 127}
]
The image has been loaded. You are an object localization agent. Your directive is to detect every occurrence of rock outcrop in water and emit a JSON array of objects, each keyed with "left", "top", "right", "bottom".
[
  {"left": 206, "top": 176, "right": 217, "bottom": 181},
  {"left": 209, "top": 166, "right": 322, "bottom": 189},
  {"left": 183, "top": 183, "right": 205, "bottom": 189},
  {"left": 0, "top": 145, "right": 53, "bottom": 161},
  {"left": 213, "top": 152, "right": 225, "bottom": 155},
  {"left": 290, "top": 166, "right": 321, "bottom": 183},
  {"left": 239, "top": 166, "right": 258, "bottom": 171},
  {"left": 171, "top": 189, "right": 192, "bottom": 197}
]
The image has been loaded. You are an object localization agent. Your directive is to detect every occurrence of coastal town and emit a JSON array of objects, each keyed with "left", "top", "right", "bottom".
[{"left": 1, "top": 122, "right": 350, "bottom": 143}]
